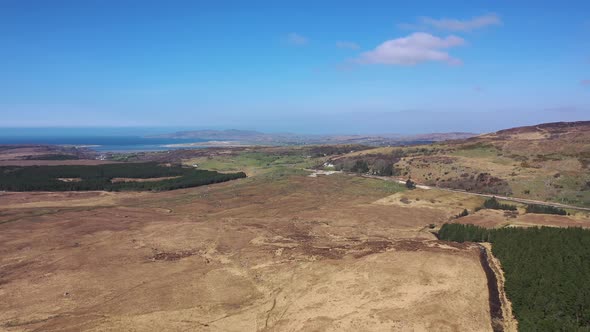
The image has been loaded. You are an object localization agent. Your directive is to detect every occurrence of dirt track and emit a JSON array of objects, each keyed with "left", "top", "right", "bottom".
[{"left": 0, "top": 174, "right": 493, "bottom": 331}]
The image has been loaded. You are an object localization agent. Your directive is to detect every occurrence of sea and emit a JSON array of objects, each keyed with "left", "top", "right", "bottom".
[{"left": 0, "top": 136, "right": 208, "bottom": 152}]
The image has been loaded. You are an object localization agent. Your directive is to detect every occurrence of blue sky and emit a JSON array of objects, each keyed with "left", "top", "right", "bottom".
[{"left": 1, "top": 0, "right": 589, "bottom": 134}]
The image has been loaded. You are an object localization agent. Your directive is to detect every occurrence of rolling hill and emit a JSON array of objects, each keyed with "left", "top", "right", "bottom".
[
  {"left": 330, "top": 121, "right": 590, "bottom": 207},
  {"left": 153, "top": 129, "right": 476, "bottom": 146}
]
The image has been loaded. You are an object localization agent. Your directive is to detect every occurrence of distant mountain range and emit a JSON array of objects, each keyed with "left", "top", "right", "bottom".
[{"left": 151, "top": 129, "right": 477, "bottom": 146}]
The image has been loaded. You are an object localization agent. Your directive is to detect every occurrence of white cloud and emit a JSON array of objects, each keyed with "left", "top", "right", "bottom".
[
  {"left": 336, "top": 41, "right": 360, "bottom": 50},
  {"left": 287, "top": 33, "right": 308, "bottom": 46},
  {"left": 400, "top": 14, "right": 501, "bottom": 32},
  {"left": 357, "top": 32, "right": 465, "bottom": 66}
]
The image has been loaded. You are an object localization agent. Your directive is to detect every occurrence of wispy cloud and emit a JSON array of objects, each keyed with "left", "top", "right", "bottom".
[
  {"left": 336, "top": 41, "right": 360, "bottom": 50},
  {"left": 581, "top": 79, "right": 590, "bottom": 86},
  {"left": 423, "top": 14, "right": 501, "bottom": 31},
  {"left": 400, "top": 14, "right": 502, "bottom": 32},
  {"left": 287, "top": 32, "right": 308, "bottom": 46},
  {"left": 356, "top": 32, "right": 465, "bottom": 66}
]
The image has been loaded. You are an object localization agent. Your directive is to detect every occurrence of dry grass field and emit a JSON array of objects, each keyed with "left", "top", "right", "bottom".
[
  {"left": 455, "top": 209, "right": 590, "bottom": 229},
  {"left": 373, "top": 189, "right": 485, "bottom": 218},
  {"left": 373, "top": 188, "right": 590, "bottom": 229},
  {"left": 0, "top": 172, "right": 493, "bottom": 331}
]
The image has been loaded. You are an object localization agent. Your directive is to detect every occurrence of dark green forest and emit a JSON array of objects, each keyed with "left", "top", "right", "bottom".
[
  {"left": 439, "top": 223, "right": 590, "bottom": 331},
  {"left": 0, "top": 163, "right": 246, "bottom": 191}
]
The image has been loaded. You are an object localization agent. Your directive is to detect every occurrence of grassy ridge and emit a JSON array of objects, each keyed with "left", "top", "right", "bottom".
[
  {"left": 332, "top": 124, "right": 590, "bottom": 208},
  {"left": 439, "top": 224, "right": 590, "bottom": 331},
  {"left": 0, "top": 163, "right": 246, "bottom": 191}
]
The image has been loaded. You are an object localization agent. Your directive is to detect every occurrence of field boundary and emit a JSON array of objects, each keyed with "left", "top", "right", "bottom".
[{"left": 481, "top": 243, "right": 518, "bottom": 332}]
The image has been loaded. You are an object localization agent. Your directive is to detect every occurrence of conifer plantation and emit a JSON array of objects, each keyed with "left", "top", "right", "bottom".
[
  {"left": 0, "top": 163, "right": 246, "bottom": 191},
  {"left": 439, "top": 224, "right": 590, "bottom": 331}
]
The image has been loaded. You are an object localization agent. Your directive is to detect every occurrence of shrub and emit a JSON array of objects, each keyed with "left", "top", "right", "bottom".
[
  {"left": 405, "top": 179, "right": 416, "bottom": 189},
  {"left": 455, "top": 209, "right": 469, "bottom": 218}
]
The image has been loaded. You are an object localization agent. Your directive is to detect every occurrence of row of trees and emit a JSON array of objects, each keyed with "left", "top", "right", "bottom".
[
  {"left": 0, "top": 163, "right": 246, "bottom": 192},
  {"left": 481, "top": 197, "right": 518, "bottom": 211},
  {"left": 477, "top": 197, "right": 570, "bottom": 216},
  {"left": 479, "top": 197, "right": 571, "bottom": 216},
  {"left": 334, "top": 158, "right": 400, "bottom": 176},
  {"left": 526, "top": 204, "right": 567, "bottom": 215},
  {"left": 438, "top": 224, "right": 590, "bottom": 331}
]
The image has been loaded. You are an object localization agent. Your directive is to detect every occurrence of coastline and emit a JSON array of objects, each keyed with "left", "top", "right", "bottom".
[{"left": 162, "top": 140, "right": 260, "bottom": 148}]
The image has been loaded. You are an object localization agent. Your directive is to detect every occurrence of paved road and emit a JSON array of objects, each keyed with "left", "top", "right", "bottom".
[{"left": 360, "top": 174, "right": 590, "bottom": 213}]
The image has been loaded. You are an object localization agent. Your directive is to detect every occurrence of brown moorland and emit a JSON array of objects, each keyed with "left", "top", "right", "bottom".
[
  {"left": 4, "top": 121, "right": 589, "bottom": 331},
  {"left": 0, "top": 172, "right": 493, "bottom": 331}
]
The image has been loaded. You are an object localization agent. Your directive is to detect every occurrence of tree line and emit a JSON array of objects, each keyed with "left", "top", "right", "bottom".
[
  {"left": 333, "top": 157, "right": 400, "bottom": 176},
  {"left": 0, "top": 163, "right": 246, "bottom": 192},
  {"left": 475, "top": 197, "right": 568, "bottom": 216},
  {"left": 481, "top": 197, "right": 517, "bottom": 211},
  {"left": 525, "top": 204, "right": 567, "bottom": 215}
]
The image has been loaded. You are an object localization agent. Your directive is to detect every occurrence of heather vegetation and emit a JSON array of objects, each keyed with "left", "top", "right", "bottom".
[
  {"left": 0, "top": 163, "right": 246, "bottom": 191},
  {"left": 439, "top": 224, "right": 590, "bottom": 331}
]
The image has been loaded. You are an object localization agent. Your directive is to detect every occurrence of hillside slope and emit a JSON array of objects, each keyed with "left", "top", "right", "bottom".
[
  {"left": 330, "top": 121, "right": 590, "bottom": 207},
  {"left": 463, "top": 121, "right": 590, "bottom": 156}
]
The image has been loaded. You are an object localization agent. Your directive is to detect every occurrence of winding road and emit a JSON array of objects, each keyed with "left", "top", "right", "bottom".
[{"left": 359, "top": 174, "right": 590, "bottom": 213}]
